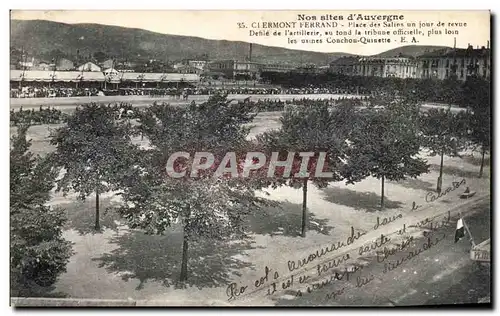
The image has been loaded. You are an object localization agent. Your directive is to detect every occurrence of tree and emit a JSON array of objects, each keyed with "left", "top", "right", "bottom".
[
  {"left": 118, "top": 95, "right": 275, "bottom": 282},
  {"left": 43, "top": 49, "right": 67, "bottom": 63},
  {"left": 10, "top": 47, "right": 23, "bottom": 65},
  {"left": 50, "top": 104, "right": 139, "bottom": 231},
  {"left": 419, "top": 108, "right": 470, "bottom": 192},
  {"left": 459, "top": 77, "right": 491, "bottom": 178},
  {"left": 93, "top": 51, "right": 108, "bottom": 63},
  {"left": 11, "top": 125, "right": 73, "bottom": 296},
  {"left": 257, "top": 102, "right": 354, "bottom": 237},
  {"left": 343, "top": 95, "right": 429, "bottom": 210}
]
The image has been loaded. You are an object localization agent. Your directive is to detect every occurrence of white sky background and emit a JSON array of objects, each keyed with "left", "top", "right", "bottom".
[{"left": 11, "top": 10, "right": 490, "bottom": 55}]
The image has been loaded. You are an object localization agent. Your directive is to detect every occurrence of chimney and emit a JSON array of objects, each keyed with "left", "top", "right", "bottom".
[
  {"left": 487, "top": 40, "right": 490, "bottom": 49},
  {"left": 248, "top": 43, "right": 253, "bottom": 62}
]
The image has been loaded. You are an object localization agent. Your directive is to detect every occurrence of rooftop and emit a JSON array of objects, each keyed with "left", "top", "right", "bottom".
[{"left": 420, "top": 45, "right": 490, "bottom": 58}]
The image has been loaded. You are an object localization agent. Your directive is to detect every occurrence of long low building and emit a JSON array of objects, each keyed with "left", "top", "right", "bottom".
[
  {"left": 10, "top": 70, "right": 105, "bottom": 82},
  {"left": 119, "top": 72, "right": 200, "bottom": 83},
  {"left": 10, "top": 70, "right": 200, "bottom": 88}
]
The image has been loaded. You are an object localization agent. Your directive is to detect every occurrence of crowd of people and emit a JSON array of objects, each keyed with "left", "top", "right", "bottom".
[
  {"left": 10, "top": 106, "right": 68, "bottom": 126},
  {"left": 10, "top": 95, "right": 372, "bottom": 126},
  {"left": 10, "top": 85, "right": 368, "bottom": 99},
  {"left": 10, "top": 104, "right": 139, "bottom": 126},
  {"left": 10, "top": 87, "right": 104, "bottom": 98},
  {"left": 241, "top": 96, "right": 370, "bottom": 112},
  {"left": 148, "top": 86, "right": 364, "bottom": 96}
]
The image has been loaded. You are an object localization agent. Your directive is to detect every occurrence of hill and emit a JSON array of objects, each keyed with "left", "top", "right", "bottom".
[
  {"left": 10, "top": 20, "right": 450, "bottom": 66},
  {"left": 10, "top": 19, "right": 352, "bottom": 66},
  {"left": 372, "top": 45, "right": 451, "bottom": 58}
]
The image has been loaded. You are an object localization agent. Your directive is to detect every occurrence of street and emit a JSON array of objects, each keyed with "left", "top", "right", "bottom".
[{"left": 272, "top": 199, "right": 491, "bottom": 306}]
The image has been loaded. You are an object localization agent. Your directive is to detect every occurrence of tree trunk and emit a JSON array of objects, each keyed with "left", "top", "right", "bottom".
[
  {"left": 301, "top": 178, "right": 308, "bottom": 238},
  {"left": 479, "top": 145, "right": 486, "bottom": 178},
  {"left": 380, "top": 175, "right": 385, "bottom": 211},
  {"left": 180, "top": 225, "right": 189, "bottom": 281},
  {"left": 95, "top": 188, "right": 100, "bottom": 231},
  {"left": 437, "top": 149, "right": 444, "bottom": 193}
]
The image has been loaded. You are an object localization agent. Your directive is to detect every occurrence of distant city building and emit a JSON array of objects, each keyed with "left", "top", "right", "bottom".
[
  {"left": 207, "top": 60, "right": 263, "bottom": 79},
  {"left": 418, "top": 44, "right": 491, "bottom": 82},
  {"left": 327, "top": 43, "right": 491, "bottom": 82},
  {"left": 188, "top": 60, "right": 207, "bottom": 70},
  {"left": 115, "top": 61, "right": 137, "bottom": 71},
  {"left": 173, "top": 62, "right": 186, "bottom": 70},
  {"left": 77, "top": 62, "right": 102, "bottom": 72},
  {"left": 101, "top": 59, "right": 115, "bottom": 69},
  {"left": 56, "top": 58, "right": 75, "bottom": 71},
  {"left": 260, "top": 63, "right": 297, "bottom": 73},
  {"left": 314, "top": 65, "right": 332, "bottom": 74},
  {"left": 18, "top": 57, "right": 36, "bottom": 70},
  {"left": 175, "top": 64, "right": 202, "bottom": 74},
  {"left": 294, "top": 64, "right": 326, "bottom": 74},
  {"left": 354, "top": 56, "right": 418, "bottom": 78},
  {"left": 36, "top": 62, "right": 54, "bottom": 71}
]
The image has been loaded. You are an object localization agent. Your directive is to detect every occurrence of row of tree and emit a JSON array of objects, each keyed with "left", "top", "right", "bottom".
[
  {"left": 260, "top": 72, "right": 489, "bottom": 106},
  {"left": 11, "top": 83, "right": 490, "bottom": 290}
]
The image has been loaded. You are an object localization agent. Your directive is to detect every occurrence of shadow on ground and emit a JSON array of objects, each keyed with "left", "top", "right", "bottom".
[
  {"left": 388, "top": 178, "right": 434, "bottom": 191},
  {"left": 11, "top": 283, "right": 69, "bottom": 299},
  {"left": 320, "top": 187, "right": 403, "bottom": 213},
  {"left": 59, "top": 197, "right": 123, "bottom": 235},
  {"left": 467, "top": 200, "right": 491, "bottom": 244},
  {"left": 93, "top": 228, "right": 259, "bottom": 290},
  {"left": 244, "top": 201, "right": 334, "bottom": 237},
  {"left": 430, "top": 164, "right": 480, "bottom": 179},
  {"left": 463, "top": 154, "right": 490, "bottom": 167}
]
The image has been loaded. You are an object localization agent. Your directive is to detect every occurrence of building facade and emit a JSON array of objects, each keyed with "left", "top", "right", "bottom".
[
  {"left": 56, "top": 58, "right": 75, "bottom": 71},
  {"left": 101, "top": 59, "right": 115, "bottom": 69},
  {"left": 353, "top": 57, "right": 418, "bottom": 78},
  {"left": 175, "top": 64, "right": 202, "bottom": 74},
  {"left": 206, "top": 60, "right": 263, "bottom": 79},
  {"left": 188, "top": 60, "right": 207, "bottom": 70},
  {"left": 261, "top": 63, "right": 297, "bottom": 73},
  {"left": 77, "top": 62, "right": 102, "bottom": 72},
  {"left": 327, "top": 43, "right": 490, "bottom": 82},
  {"left": 418, "top": 45, "right": 490, "bottom": 82}
]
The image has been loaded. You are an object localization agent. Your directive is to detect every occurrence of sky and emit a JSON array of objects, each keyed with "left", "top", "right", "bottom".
[{"left": 11, "top": 10, "right": 491, "bottom": 55}]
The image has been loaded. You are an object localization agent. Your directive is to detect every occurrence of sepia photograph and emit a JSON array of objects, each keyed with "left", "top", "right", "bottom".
[{"left": 8, "top": 9, "right": 491, "bottom": 307}]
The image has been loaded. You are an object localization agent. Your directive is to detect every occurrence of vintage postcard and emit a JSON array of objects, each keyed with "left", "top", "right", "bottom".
[{"left": 9, "top": 10, "right": 491, "bottom": 307}]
